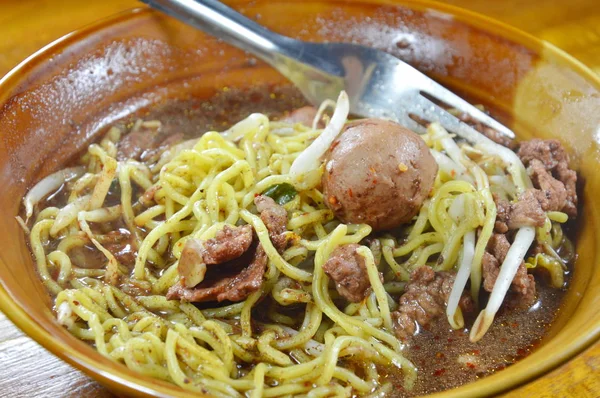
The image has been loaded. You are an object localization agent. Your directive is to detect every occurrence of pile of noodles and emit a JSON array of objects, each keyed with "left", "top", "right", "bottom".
[{"left": 22, "top": 93, "right": 571, "bottom": 397}]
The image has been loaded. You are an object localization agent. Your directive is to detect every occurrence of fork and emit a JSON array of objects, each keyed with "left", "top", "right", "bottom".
[{"left": 140, "top": 0, "right": 515, "bottom": 140}]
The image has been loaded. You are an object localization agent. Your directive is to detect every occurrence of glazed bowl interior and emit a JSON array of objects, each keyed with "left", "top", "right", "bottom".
[{"left": 1, "top": 1, "right": 599, "bottom": 397}]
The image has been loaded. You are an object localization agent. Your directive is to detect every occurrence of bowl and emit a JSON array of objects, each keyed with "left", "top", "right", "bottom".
[{"left": 0, "top": 1, "right": 599, "bottom": 396}]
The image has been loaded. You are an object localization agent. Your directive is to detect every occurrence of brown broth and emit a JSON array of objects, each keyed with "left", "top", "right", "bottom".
[
  {"left": 390, "top": 281, "right": 566, "bottom": 397},
  {"left": 113, "top": 85, "right": 309, "bottom": 142}
]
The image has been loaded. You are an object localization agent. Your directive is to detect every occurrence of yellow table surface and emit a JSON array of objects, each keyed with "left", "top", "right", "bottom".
[{"left": 1, "top": 1, "right": 599, "bottom": 397}]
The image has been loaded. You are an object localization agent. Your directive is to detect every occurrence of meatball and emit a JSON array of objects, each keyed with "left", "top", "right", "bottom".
[{"left": 322, "top": 119, "right": 437, "bottom": 231}]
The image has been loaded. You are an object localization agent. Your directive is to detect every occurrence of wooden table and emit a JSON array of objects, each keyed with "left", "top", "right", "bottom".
[{"left": 1, "top": 1, "right": 599, "bottom": 397}]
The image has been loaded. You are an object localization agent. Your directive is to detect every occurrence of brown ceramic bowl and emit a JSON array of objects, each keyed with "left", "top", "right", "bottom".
[{"left": 1, "top": 1, "right": 599, "bottom": 397}]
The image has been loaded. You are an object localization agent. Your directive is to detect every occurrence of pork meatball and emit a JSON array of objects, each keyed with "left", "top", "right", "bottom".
[{"left": 322, "top": 119, "right": 437, "bottom": 231}]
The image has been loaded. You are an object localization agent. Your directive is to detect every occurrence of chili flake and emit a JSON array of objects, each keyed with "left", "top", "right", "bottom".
[{"left": 434, "top": 368, "right": 446, "bottom": 376}]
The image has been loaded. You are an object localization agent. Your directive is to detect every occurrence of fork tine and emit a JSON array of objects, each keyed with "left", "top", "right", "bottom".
[
  {"left": 357, "top": 101, "right": 427, "bottom": 134},
  {"left": 409, "top": 94, "right": 489, "bottom": 143},
  {"left": 396, "top": 112, "right": 427, "bottom": 134},
  {"left": 419, "top": 79, "right": 515, "bottom": 139}
]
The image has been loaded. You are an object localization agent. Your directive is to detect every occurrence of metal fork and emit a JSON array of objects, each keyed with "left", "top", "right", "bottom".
[{"left": 141, "top": 0, "right": 515, "bottom": 139}]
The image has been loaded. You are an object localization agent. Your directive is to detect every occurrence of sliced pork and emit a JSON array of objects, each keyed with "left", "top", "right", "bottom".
[
  {"left": 518, "top": 139, "right": 578, "bottom": 217},
  {"left": 254, "top": 195, "right": 289, "bottom": 252},
  {"left": 167, "top": 244, "right": 267, "bottom": 302},
  {"left": 482, "top": 233, "right": 536, "bottom": 308},
  {"left": 392, "top": 266, "right": 473, "bottom": 340},
  {"left": 322, "top": 243, "right": 373, "bottom": 303}
]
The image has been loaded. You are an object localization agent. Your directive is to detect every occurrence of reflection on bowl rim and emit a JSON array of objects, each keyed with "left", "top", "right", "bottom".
[{"left": 0, "top": 2, "right": 599, "bottom": 397}]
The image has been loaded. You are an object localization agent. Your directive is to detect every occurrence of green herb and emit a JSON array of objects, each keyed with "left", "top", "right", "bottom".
[
  {"left": 262, "top": 183, "right": 298, "bottom": 205},
  {"left": 108, "top": 178, "right": 121, "bottom": 196}
]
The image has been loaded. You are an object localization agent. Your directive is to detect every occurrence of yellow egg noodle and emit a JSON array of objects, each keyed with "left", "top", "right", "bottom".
[{"left": 25, "top": 108, "right": 571, "bottom": 397}]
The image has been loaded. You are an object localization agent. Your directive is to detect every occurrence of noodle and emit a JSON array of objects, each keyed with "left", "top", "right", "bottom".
[{"left": 23, "top": 101, "right": 572, "bottom": 397}]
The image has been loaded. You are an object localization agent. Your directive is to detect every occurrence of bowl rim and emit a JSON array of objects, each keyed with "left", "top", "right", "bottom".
[{"left": 1, "top": 2, "right": 599, "bottom": 397}]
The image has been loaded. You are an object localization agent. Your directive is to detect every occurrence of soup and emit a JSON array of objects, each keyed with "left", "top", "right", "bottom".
[{"left": 20, "top": 85, "right": 576, "bottom": 397}]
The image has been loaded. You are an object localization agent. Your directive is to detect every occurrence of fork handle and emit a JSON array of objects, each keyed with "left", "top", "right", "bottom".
[{"left": 140, "top": 0, "right": 293, "bottom": 66}]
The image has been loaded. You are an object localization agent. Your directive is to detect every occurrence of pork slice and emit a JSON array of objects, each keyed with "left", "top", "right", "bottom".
[
  {"left": 482, "top": 234, "right": 510, "bottom": 292},
  {"left": 528, "top": 159, "right": 568, "bottom": 213},
  {"left": 254, "top": 195, "right": 289, "bottom": 252},
  {"left": 482, "top": 252, "right": 500, "bottom": 293},
  {"left": 178, "top": 224, "right": 253, "bottom": 288},
  {"left": 392, "top": 266, "right": 473, "bottom": 340},
  {"left": 323, "top": 243, "right": 376, "bottom": 303},
  {"left": 167, "top": 244, "right": 267, "bottom": 302},
  {"left": 518, "top": 139, "right": 578, "bottom": 217},
  {"left": 556, "top": 163, "right": 578, "bottom": 217},
  {"left": 199, "top": 224, "right": 253, "bottom": 265},
  {"left": 92, "top": 228, "right": 137, "bottom": 267},
  {"left": 531, "top": 188, "right": 551, "bottom": 212},
  {"left": 481, "top": 233, "right": 536, "bottom": 307},
  {"left": 518, "top": 139, "right": 569, "bottom": 170},
  {"left": 488, "top": 233, "right": 510, "bottom": 263},
  {"left": 494, "top": 190, "right": 546, "bottom": 232},
  {"left": 70, "top": 228, "right": 136, "bottom": 269},
  {"left": 507, "top": 189, "right": 546, "bottom": 229},
  {"left": 493, "top": 194, "right": 510, "bottom": 234},
  {"left": 510, "top": 263, "right": 536, "bottom": 308}
]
